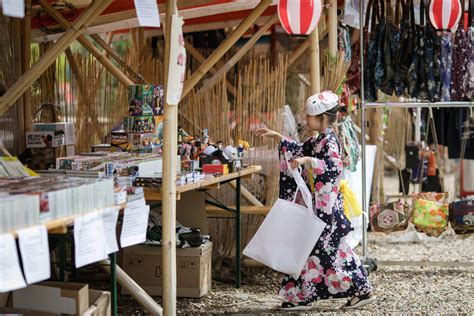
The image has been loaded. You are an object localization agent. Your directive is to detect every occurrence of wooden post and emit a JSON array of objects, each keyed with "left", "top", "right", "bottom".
[
  {"left": 201, "top": 14, "right": 278, "bottom": 91},
  {"left": 37, "top": 0, "right": 134, "bottom": 87},
  {"left": 0, "top": 0, "right": 114, "bottom": 116},
  {"left": 328, "top": 0, "right": 338, "bottom": 55},
  {"left": 14, "top": 17, "right": 25, "bottom": 153},
  {"left": 162, "top": 0, "right": 178, "bottom": 315},
  {"left": 309, "top": 28, "right": 320, "bottom": 94},
  {"left": 181, "top": 0, "right": 272, "bottom": 99},
  {"left": 23, "top": 0, "right": 32, "bottom": 133},
  {"left": 185, "top": 40, "right": 238, "bottom": 97}
]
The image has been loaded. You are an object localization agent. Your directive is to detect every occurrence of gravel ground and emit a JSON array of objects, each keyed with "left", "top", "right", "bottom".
[{"left": 118, "top": 231, "right": 474, "bottom": 315}]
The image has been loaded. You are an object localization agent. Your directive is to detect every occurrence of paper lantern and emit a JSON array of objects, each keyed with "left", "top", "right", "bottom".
[
  {"left": 278, "top": 0, "right": 322, "bottom": 36},
  {"left": 429, "top": 0, "right": 462, "bottom": 31}
]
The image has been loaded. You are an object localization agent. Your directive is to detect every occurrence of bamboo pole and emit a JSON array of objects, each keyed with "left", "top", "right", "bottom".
[
  {"left": 309, "top": 28, "right": 321, "bottom": 94},
  {"left": 37, "top": 0, "right": 133, "bottom": 87},
  {"left": 100, "top": 260, "right": 163, "bottom": 315},
  {"left": 181, "top": 0, "right": 272, "bottom": 99},
  {"left": 162, "top": 0, "right": 178, "bottom": 315},
  {"left": 328, "top": 0, "right": 338, "bottom": 55},
  {"left": 202, "top": 14, "right": 278, "bottom": 91},
  {"left": 185, "top": 40, "right": 237, "bottom": 97},
  {"left": 90, "top": 33, "right": 146, "bottom": 83},
  {"left": 23, "top": 0, "right": 32, "bottom": 132},
  {"left": 13, "top": 17, "right": 25, "bottom": 153},
  {"left": 0, "top": 0, "right": 114, "bottom": 116}
]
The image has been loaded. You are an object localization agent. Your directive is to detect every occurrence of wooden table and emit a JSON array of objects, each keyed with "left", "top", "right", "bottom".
[{"left": 144, "top": 165, "right": 262, "bottom": 287}]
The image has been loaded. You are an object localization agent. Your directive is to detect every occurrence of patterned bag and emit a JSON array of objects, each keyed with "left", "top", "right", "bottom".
[
  {"left": 449, "top": 199, "right": 474, "bottom": 234},
  {"left": 370, "top": 200, "right": 409, "bottom": 233},
  {"left": 440, "top": 32, "right": 454, "bottom": 101},
  {"left": 412, "top": 199, "right": 449, "bottom": 237},
  {"left": 450, "top": 0, "right": 469, "bottom": 101},
  {"left": 396, "top": 0, "right": 416, "bottom": 96},
  {"left": 364, "top": 0, "right": 380, "bottom": 101},
  {"left": 463, "top": 0, "right": 474, "bottom": 100}
]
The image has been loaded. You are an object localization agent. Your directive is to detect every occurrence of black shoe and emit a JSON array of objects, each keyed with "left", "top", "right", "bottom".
[
  {"left": 280, "top": 301, "right": 312, "bottom": 311},
  {"left": 342, "top": 292, "right": 376, "bottom": 309}
]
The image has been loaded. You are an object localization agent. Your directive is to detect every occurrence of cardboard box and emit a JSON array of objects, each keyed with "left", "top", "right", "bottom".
[
  {"left": 122, "top": 242, "right": 212, "bottom": 298},
  {"left": 7, "top": 288, "right": 109, "bottom": 316},
  {"left": 84, "top": 290, "right": 111, "bottom": 316},
  {"left": 32, "top": 122, "right": 76, "bottom": 145},
  {"left": 13, "top": 282, "right": 89, "bottom": 315}
]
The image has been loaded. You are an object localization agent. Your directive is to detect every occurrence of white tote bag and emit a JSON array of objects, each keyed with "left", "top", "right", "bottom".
[{"left": 243, "top": 157, "right": 326, "bottom": 279}]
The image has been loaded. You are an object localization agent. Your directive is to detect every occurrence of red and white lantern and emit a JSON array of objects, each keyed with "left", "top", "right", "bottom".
[
  {"left": 278, "top": 0, "right": 322, "bottom": 36},
  {"left": 429, "top": 0, "right": 462, "bottom": 31}
]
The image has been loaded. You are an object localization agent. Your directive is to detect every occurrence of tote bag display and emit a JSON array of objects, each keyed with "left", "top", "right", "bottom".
[{"left": 243, "top": 157, "right": 326, "bottom": 279}]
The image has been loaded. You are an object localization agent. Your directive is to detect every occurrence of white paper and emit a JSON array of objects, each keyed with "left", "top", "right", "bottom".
[
  {"left": 2, "top": 0, "right": 25, "bottom": 18},
  {"left": 134, "top": 0, "right": 160, "bottom": 27},
  {"left": 120, "top": 205, "right": 150, "bottom": 248},
  {"left": 17, "top": 225, "right": 50, "bottom": 284},
  {"left": 166, "top": 14, "right": 186, "bottom": 105},
  {"left": 74, "top": 212, "right": 108, "bottom": 268},
  {"left": 0, "top": 234, "right": 27, "bottom": 292},
  {"left": 101, "top": 207, "right": 120, "bottom": 254},
  {"left": 126, "top": 197, "right": 146, "bottom": 209}
]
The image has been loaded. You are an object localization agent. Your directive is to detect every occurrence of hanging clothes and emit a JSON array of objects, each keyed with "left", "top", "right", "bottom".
[
  {"left": 338, "top": 23, "right": 352, "bottom": 62},
  {"left": 364, "top": 0, "right": 380, "bottom": 102},
  {"left": 447, "top": 109, "right": 474, "bottom": 159},
  {"left": 440, "top": 33, "right": 454, "bottom": 101},
  {"left": 396, "top": 0, "right": 416, "bottom": 96},
  {"left": 450, "top": 4, "right": 469, "bottom": 101},
  {"left": 278, "top": 129, "right": 372, "bottom": 304},
  {"left": 463, "top": 0, "right": 474, "bottom": 100}
]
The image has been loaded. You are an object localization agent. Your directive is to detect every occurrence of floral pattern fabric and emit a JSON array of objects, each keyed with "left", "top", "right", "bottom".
[
  {"left": 463, "top": 27, "right": 474, "bottom": 100},
  {"left": 278, "top": 128, "right": 372, "bottom": 303},
  {"left": 440, "top": 33, "right": 453, "bottom": 101},
  {"left": 413, "top": 199, "right": 449, "bottom": 237},
  {"left": 450, "top": 23, "right": 469, "bottom": 100}
]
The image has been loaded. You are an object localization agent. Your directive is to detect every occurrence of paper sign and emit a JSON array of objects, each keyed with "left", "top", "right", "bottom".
[
  {"left": 102, "top": 207, "right": 120, "bottom": 254},
  {"left": 17, "top": 226, "right": 50, "bottom": 284},
  {"left": 166, "top": 14, "right": 186, "bottom": 105},
  {"left": 134, "top": 0, "right": 160, "bottom": 27},
  {"left": 126, "top": 197, "right": 146, "bottom": 209},
  {"left": 74, "top": 212, "right": 108, "bottom": 268},
  {"left": 0, "top": 234, "right": 27, "bottom": 292},
  {"left": 2, "top": 0, "right": 25, "bottom": 18},
  {"left": 120, "top": 204, "right": 150, "bottom": 248}
]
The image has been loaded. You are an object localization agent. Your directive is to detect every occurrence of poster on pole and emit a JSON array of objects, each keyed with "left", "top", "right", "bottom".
[
  {"left": 166, "top": 14, "right": 186, "bottom": 105},
  {"left": 134, "top": 0, "right": 160, "bottom": 27}
]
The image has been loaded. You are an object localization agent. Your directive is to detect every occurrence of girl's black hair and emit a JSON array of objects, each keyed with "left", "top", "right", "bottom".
[{"left": 322, "top": 105, "right": 340, "bottom": 125}]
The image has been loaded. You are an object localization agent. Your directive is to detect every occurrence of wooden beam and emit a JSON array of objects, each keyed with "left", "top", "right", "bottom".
[
  {"left": 23, "top": 0, "right": 32, "bottom": 133},
  {"left": 37, "top": 0, "right": 133, "bottom": 87},
  {"left": 328, "top": 0, "right": 338, "bottom": 55},
  {"left": 309, "top": 27, "right": 321, "bottom": 94},
  {"left": 201, "top": 14, "right": 278, "bottom": 91},
  {"left": 90, "top": 34, "right": 146, "bottom": 83},
  {"left": 185, "top": 40, "right": 237, "bottom": 97},
  {"left": 206, "top": 205, "right": 271, "bottom": 216},
  {"left": 14, "top": 17, "right": 25, "bottom": 153},
  {"left": 162, "top": 0, "right": 178, "bottom": 315},
  {"left": 0, "top": 0, "right": 114, "bottom": 116},
  {"left": 32, "top": 1, "right": 277, "bottom": 42},
  {"left": 181, "top": 0, "right": 272, "bottom": 100}
]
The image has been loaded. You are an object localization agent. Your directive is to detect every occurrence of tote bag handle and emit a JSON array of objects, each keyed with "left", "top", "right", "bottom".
[{"left": 284, "top": 152, "right": 314, "bottom": 215}]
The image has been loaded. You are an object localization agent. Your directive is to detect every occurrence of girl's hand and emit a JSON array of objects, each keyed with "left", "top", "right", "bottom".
[
  {"left": 291, "top": 157, "right": 311, "bottom": 169},
  {"left": 256, "top": 128, "right": 281, "bottom": 141}
]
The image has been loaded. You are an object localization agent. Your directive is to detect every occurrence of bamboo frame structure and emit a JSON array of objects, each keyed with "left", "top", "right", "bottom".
[
  {"left": 0, "top": 0, "right": 114, "bottom": 116},
  {"left": 185, "top": 40, "right": 238, "bottom": 97},
  {"left": 162, "top": 0, "right": 178, "bottom": 315},
  {"left": 23, "top": 0, "right": 32, "bottom": 132},
  {"left": 181, "top": 0, "right": 272, "bottom": 99},
  {"left": 13, "top": 18, "right": 24, "bottom": 152},
  {"left": 37, "top": 0, "right": 133, "bottom": 87},
  {"left": 201, "top": 14, "right": 278, "bottom": 91},
  {"left": 309, "top": 28, "right": 321, "bottom": 94},
  {"left": 328, "top": 0, "right": 338, "bottom": 55}
]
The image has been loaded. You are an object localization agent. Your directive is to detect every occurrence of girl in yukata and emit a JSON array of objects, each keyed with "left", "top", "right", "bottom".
[{"left": 256, "top": 91, "right": 375, "bottom": 311}]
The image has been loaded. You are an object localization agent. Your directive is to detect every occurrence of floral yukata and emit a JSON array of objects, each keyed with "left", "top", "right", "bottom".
[{"left": 278, "top": 127, "right": 372, "bottom": 303}]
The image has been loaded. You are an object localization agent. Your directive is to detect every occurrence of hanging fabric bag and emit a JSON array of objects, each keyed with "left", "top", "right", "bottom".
[
  {"left": 463, "top": 0, "right": 474, "bottom": 99},
  {"left": 380, "top": 0, "right": 402, "bottom": 96},
  {"left": 412, "top": 198, "right": 449, "bottom": 237},
  {"left": 396, "top": 0, "right": 416, "bottom": 95},
  {"left": 450, "top": 0, "right": 469, "bottom": 101}
]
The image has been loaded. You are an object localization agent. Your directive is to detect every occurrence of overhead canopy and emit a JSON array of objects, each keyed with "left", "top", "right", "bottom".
[{"left": 31, "top": 0, "right": 279, "bottom": 42}]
